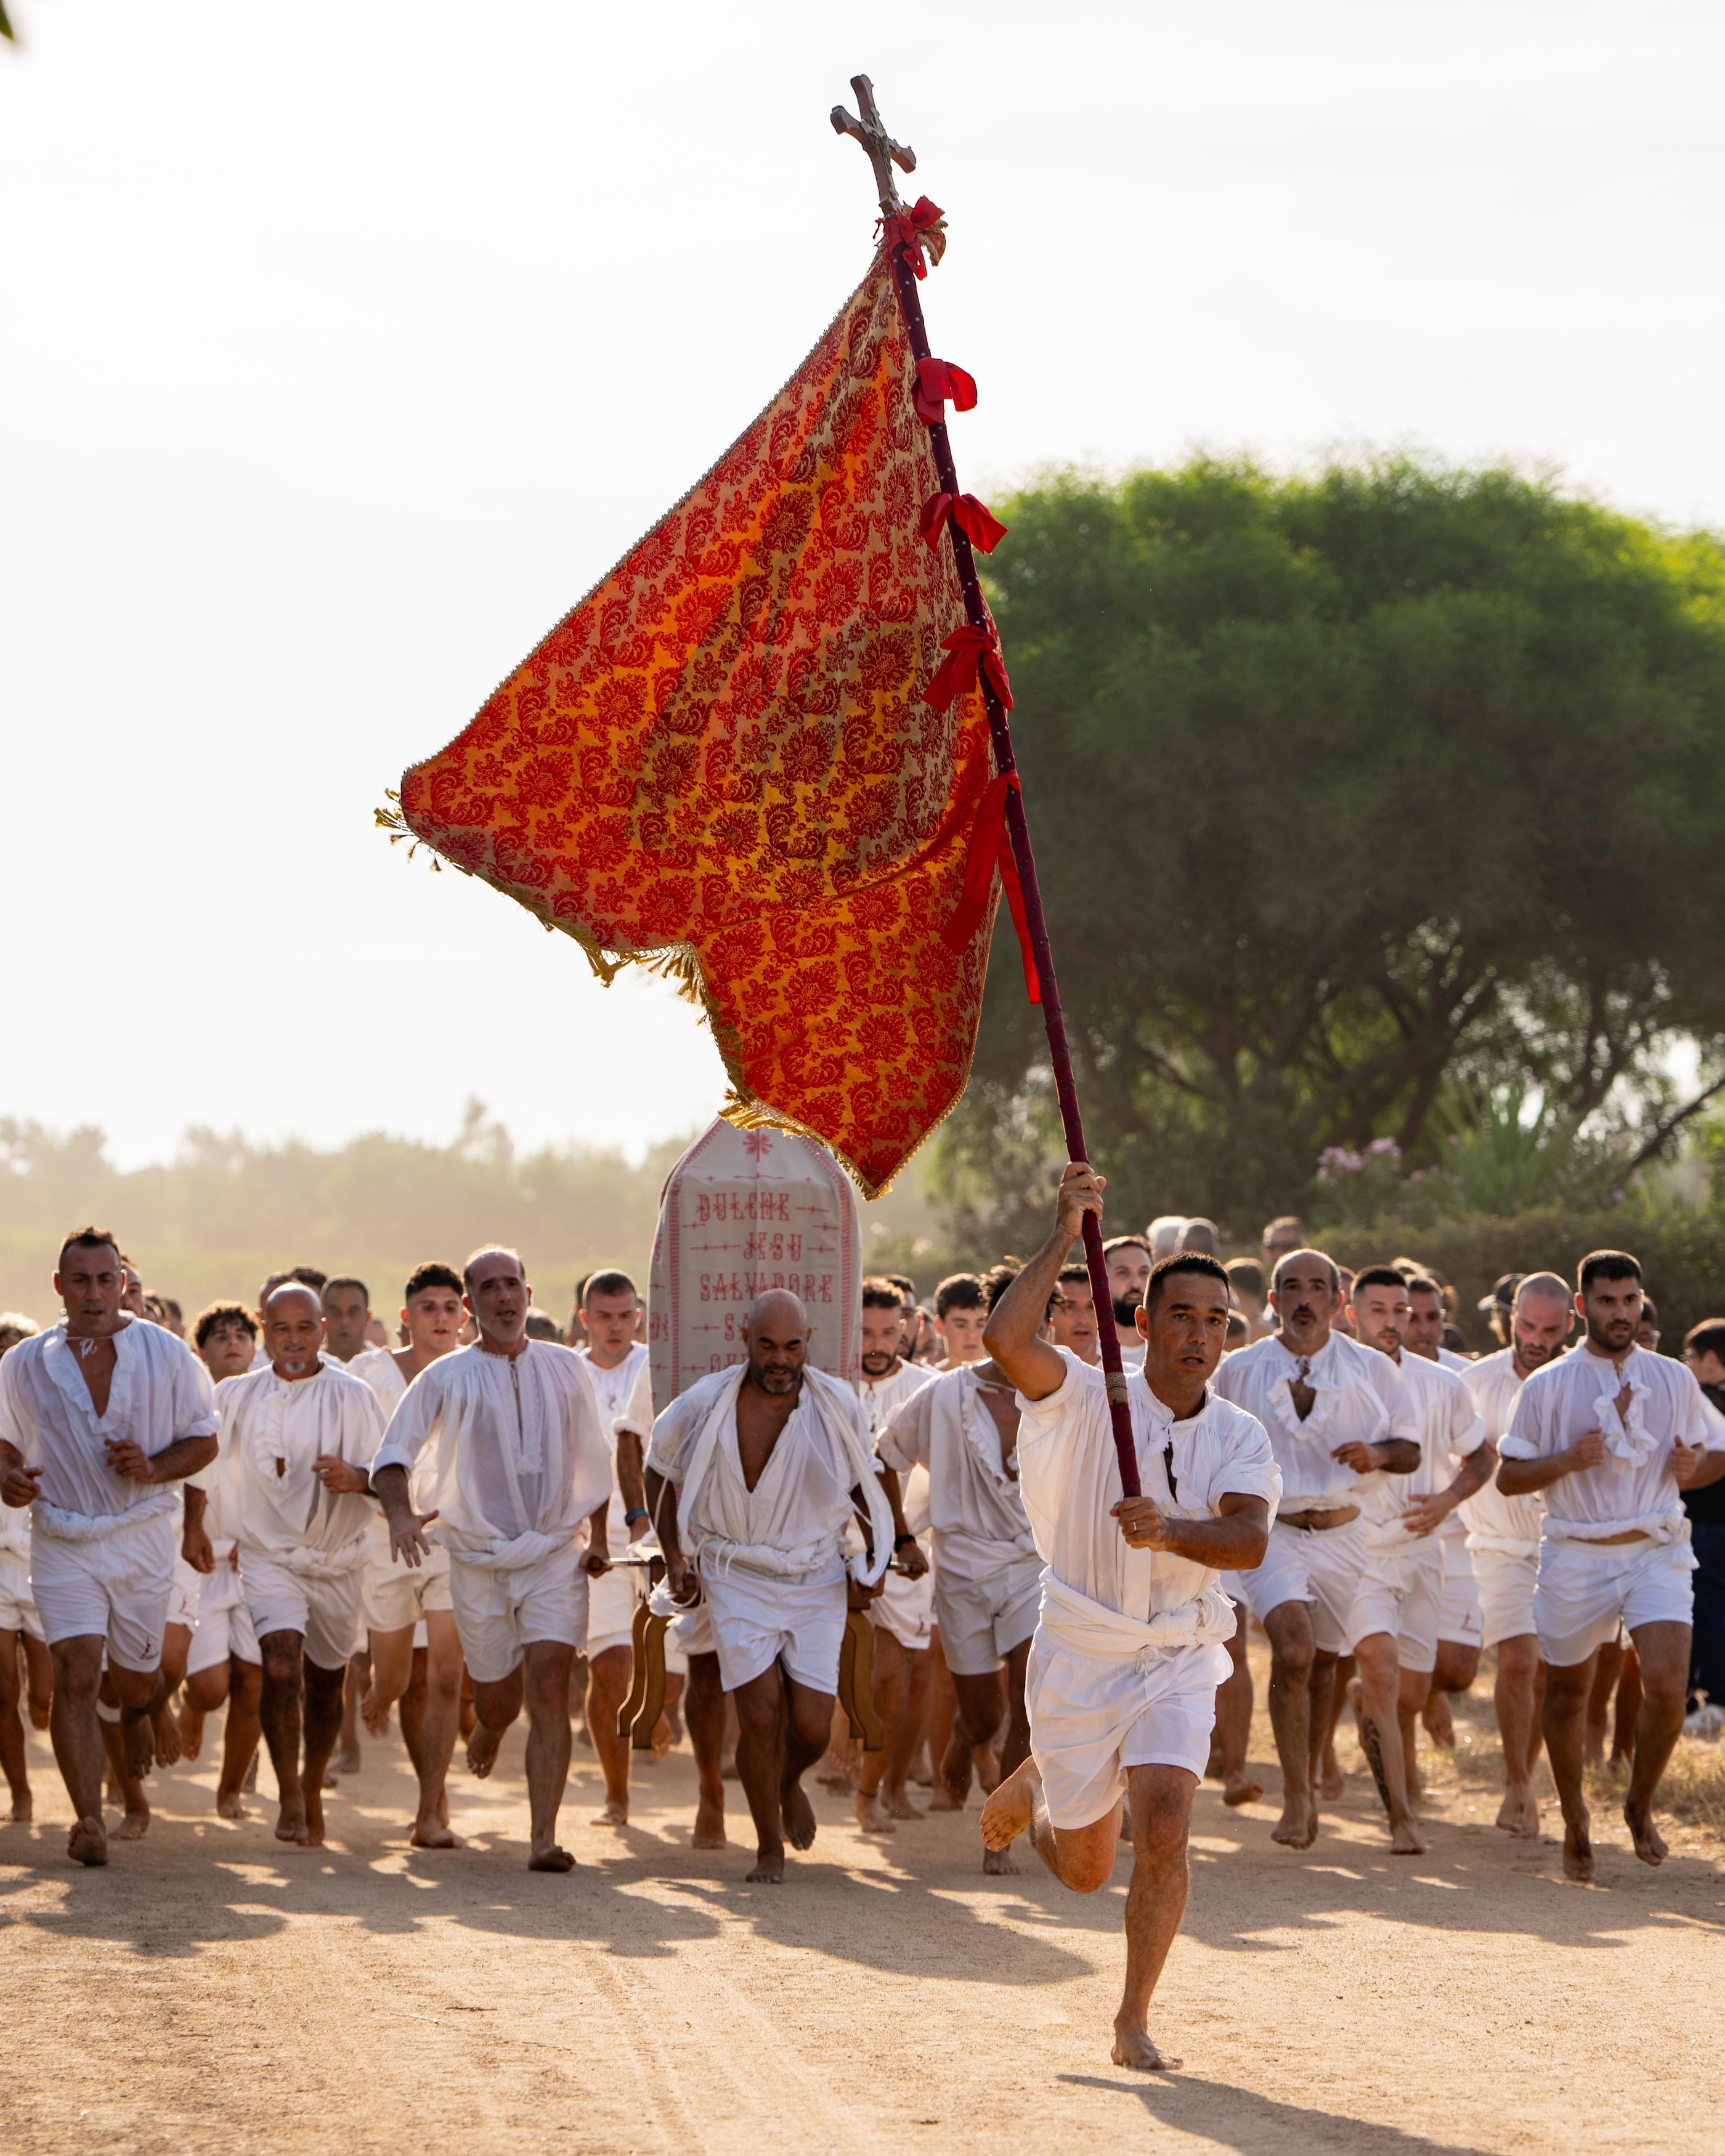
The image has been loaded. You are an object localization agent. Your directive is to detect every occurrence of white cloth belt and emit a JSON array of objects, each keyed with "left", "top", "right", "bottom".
[
  {"left": 1037, "top": 1571, "right": 1236, "bottom": 1664},
  {"left": 1465, "top": 1530, "right": 1541, "bottom": 1558},
  {"left": 434, "top": 1523, "right": 574, "bottom": 1573},
  {"left": 247, "top": 1533, "right": 370, "bottom": 1579},
  {"left": 33, "top": 1491, "right": 178, "bottom": 1544},
  {"left": 1542, "top": 1510, "right": 1694, "bottom": 1549},
  {"left": 699, "top": 1534, "right": 838, "bottom": 1583}
]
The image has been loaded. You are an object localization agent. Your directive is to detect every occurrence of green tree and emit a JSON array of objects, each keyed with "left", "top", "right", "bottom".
[{"left": 936, "top": 458, "right": 1725, "bottom": 1249}]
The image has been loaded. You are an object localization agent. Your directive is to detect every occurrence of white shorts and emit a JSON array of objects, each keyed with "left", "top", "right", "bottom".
[
  {"left": 363, "top": 1541, "right": 453, "bottom": 1634},
  {"left": 1240, "top": 1515, "right": 1367, "bottom": 1656},
  {"left": 168, "top": 1556, "right": 203, "bottom": 1634},
  {"left": 1026, "top": 1631, "right": 1222, "bottom": 1830},
  {"left": 935, "top": 1554, "right": 1044, "bottom": 1677},
  {"left": 0, "top": 1550, "right": 43, "bottom": 1641},
  {"left": 1435, "top": 1532, "right": 1483, "bottom": 1649},
  {"left": 185, "top": 1566, "right": 259, "bottom": 1673},
  {"left": 873, "top": 1564, "right": 934, "bottom": 1653},
  {"left": 1472, "top": 1544, "right": 1540, "bottom": 1649},
  {"left": 1533, "top": 1535, "right": 1697, "bottom": 1669},
  {"left": 699, "top": 1558, "right": 846, "bottom": 1695},
  {"left": 242, "top": 1551, "right": 366, "bottom": 1672},
  {"left": 31, "top": 1509, "right": 176, "bottom": 1674},
  {"left": 666, "top": 1595, "right": 715, "bottom": 1671},
  {"left": 586, "top": 1562, "right": 645, "bottom": 1657},
  {"left": 449, "top": 1546, "right": 588, "bottom": 1685},
  {"left": 1350, "top": 1534, "right": 1444, "bottom": 1674}
]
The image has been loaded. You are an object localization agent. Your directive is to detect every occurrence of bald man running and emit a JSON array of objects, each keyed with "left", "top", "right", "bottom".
[{"left": 644, "top": 1291, "right": 896, "bottom": 1882}]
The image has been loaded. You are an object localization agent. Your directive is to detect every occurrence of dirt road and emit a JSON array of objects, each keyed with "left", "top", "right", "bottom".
[{"left": 1, "top": 1687, "right": 1721, "bottom": 2156}]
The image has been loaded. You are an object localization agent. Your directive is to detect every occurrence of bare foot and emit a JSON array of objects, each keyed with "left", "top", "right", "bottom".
[
  {"left": 925, "top": 1783, "right": 963, "bottom": 1813},
  {"left": 884, "top": 1786, "right": 924, "bottom": 1821},
  {"left": 177, "top": 1706, "right": 205, "bottom": 1761},
  {"left": 745, "top": 1844, "right": 785, "bottom": 1882},
  {"left": 1389, "top": 1817, "right": 1427, "bottom": 1856},
  {"left": 692, "top": 1801, "right": 727, "bottom": 1850},
  {"left": 1563, "top": 1816, "right": 1595, "bottom": 1882},
  {"left": 939, "top": 1737, "right": 974, "bottom": 1812},
  {"left": 1222, "top": 1777, "right": 1264, "bottom": 1808},
  {"left": 123, "top": 1716, "right": 155, "bottom": 1782},
  {"left": 67, "top": 1815, "right": 108, "bottom": 1866},
  {"left": 217, "top": 1790, "right": 249, "bottom": 1821},
  {"left": 8, "top": 1789, "right": 31, "bottom": 1823},
  {"left": 649, "top": 1714, "right": 673, "bottom": 1763},
  {"left": 528, "top": 1842, "right": 576, "bottom": 1872},
  {"left": 982, "top": 1841, "right": 1020, "bottom": 1876},
  {"left": 152, "top": 1706, "right": 183, "bottom": 1769},
  {"left": 115, "top": 1800, "right": 151, "bottom": 1842},
  {"left": 854, "top": 1791, "right": 896, "bottom": 1835},
  {"left": 1495, "top": 1786, "right": 1540, "bottom": 1839},
  {"left": 301, "top": 1782, "right": 327, "bottom": 1847},
  {"left": 816, "top": 1765, "right": 853, "bottom": 1793},
  {"left": 1624, "top": 1800, "right": 1668, "bottom": 1867},
  {"left": 1111, "top": 2024, "right": 1181, "bottom": 2072},
  {"left": 331, "top": 1741, "right": 361, "bottom": 1776},
  {"left": 466, "top": 1722, "right": 503, "bottom": 1779},
  {"left": 1423, "top": 1691, "right": 1455, "bottom": 1748},
  {"left": 593, "top": 1798, "right": 628, "bottom": 1828},
  {"left": 979, "top": 1759, "right": 1037, "bottom": 1851},
  {"left": 975, "top": 1741, "right": 1001, "bottom": 1794},
  {"left": 411, "top": 1818, "right": 462, "bottom": 1849},
  {"left": 360, "top": 1689, "right": 391, "bottom": 1739},
  {"left": 1317, "top": 1756, "right": 1347, "bottom": 1801},
  {"left": 1272, "top": 1794, "right": 1318, "bottom": 1850},
  {"left": 782, "top": 1778, "right": 817, "bottom": 1852},
  {"left": 275, "top": 1802, "right": 311, "bottom": 1846}
]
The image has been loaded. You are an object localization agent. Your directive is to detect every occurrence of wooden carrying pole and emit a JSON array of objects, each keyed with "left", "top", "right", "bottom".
[{"left": 832, "top": 75, "right": 1142, "bottom": 1498}]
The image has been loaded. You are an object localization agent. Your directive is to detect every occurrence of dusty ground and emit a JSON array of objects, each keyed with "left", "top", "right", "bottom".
[{"left": 1, "top": 1656, "right": 1722, "bottom": 2156}]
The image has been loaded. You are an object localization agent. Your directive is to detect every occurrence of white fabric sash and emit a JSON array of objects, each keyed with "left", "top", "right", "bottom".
[
  {"left": 1543, "top": 1509, "right": 1694, "bottom": 1548},
  {"left": 1036, "top": 1570, "right": 1236, "bottom": 1664},
  {"left": 680, "top": 1366, "right": 893, "bottom": 1586},
  {"left": 1465, "top": 1529, "right": 1541, "bottom": 1558},
  {"left": 33, "top": 1490, "right": 178, "bottom": 1544},
  {"left": 435, "top": 1523, "right": 576, "bottom": 1573},
  {"left": 252, "top": 1531, "right": 371, "bottom": 1580}
]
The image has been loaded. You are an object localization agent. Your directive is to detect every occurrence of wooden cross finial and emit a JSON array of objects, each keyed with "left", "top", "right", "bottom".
[{"left": 829, "top": 74, "right": 916, "bottom": 214}]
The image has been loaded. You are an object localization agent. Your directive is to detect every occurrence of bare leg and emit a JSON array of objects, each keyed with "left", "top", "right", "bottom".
[
  {"left": 855, "top": 1625, "right": 908, "bottom": 1834},
  {"left": 1398, "top": 1664, "right": 1433, "bottom": 1809},
  {"left": 923, "top": 1633, "right": 960, "bottom": 1809},
  {"left": 883, "top": 1645, "right": 932, "bottom": 1817},
  {"left": 1316, "top": 1651, "right": 1348, "bottom": 1799},
  {"left": 1540, "top": 1653, "right": 1596, "bottom": 1882},
  {"left": 333, "top": 1649, "right": 365, "bottom": 1776},
  {"left": 941, "top": 1666, "right": 1006, "bottom": 1811},
  {"left": 685, "top": 1651, "right": 727, "bottom": 1847},
  {"left": 1212, "top": 1602, "right": 1261, "bottom": 1806},
  {"left": 216, "top": 1659, "right": 262, "bottom": 1818},
  {"left": 22, "top": 1635, "right": 52, "bottom": 1732},
  {"left": 1354, "top": 1632, "right": 1425, "bottom": 1853},
  {"left": 153, "top": 1624, "right": 190, "bottom": 1766},
  {"left": 520, "top": 1640, "right": 576, "bottom": 1870},
  {"left": 1611, "top": 1643, "right": 1642, "bottom": 1767},
  {"left": 1622, "top": 1621, "right": 1690, "bottom": 1866},
  {"left": 48, "top": 1637, "right": 109, "bottom": 1865},
  {"left": 258, "top": 1631, "right": 313, "bottom": 1844},
  {"left": 586, "top": 1641, "right": 635, "bottom": 1826},
  {"left": 1113, "top": 1766, "right": 1198, "bottom": 2072},
  {"left": 298, "top": 1656, "right": 346, "bottom": 1845},
  {"left": 399, "top": 1648, "right": 429, "bottom": 1778},
  {"left": 362, "top": 1626, "right": 414, "bottom": 1740},
  {"left": 980, "top": 1642, "right": 1033, "bottom": 1874},
  {"left": 733, "top": 1662, "right": 832, "bottom": 1880},
  {"left": 1262, "top": 1600, "right": 1318, "bottom": 1848},
  {"left": 1585, "top": 1637, "right": 1622, "bottom": 1767},
  {"left": 467, "top": 1666, "right": 522, "bottom": 1780},
  {"left": 98, "top": 1665, "right": 155, "bottom": 1841},
  {"left": 410, "top": 1613, "right": 463, "bottom": 1847},
  {"left": 1492, "top": 1634, "right": 1543, "bottom": 1837},
  {"left": 1423, "top": 1637, "right": 1478, "bottom": 1749},
  {"left": 0, "top": 1630, "right": 32, "bottom": 1820}
]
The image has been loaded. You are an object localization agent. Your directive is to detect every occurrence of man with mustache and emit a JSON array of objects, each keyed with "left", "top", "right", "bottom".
[
  {"left": 1497, "top": 1249, "right": 1725, "bottom": 1882},
  {"left": 1211, "top": 1247, "right": 1419, "bottom": 1850}
]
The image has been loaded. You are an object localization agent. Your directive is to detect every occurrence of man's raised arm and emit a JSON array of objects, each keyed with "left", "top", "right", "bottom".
[{"left": 983, "top": 1162, "right": 1106, "bottom": 1403}]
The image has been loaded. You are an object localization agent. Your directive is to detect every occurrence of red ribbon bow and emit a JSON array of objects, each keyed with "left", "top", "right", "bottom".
[
  {"left": 941, "top": 771, "right": 1040, "bottom": 1003},
  {"left": 912, "top": 356, "right": 978, "bottom": 428},
  {"left": 878, "top": 195, "right": 949, "bottom": 279},
  {"left": 922, "top": 622, "right": 1013, "bottom": 714},
  {"left": 917, "top": 490, "right": 1009, "bottom": 555}
]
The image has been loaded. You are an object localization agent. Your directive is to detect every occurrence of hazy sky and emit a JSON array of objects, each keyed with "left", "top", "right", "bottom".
[{"left": 4, "top": 2, "right": 1721, "bottom": 1167}]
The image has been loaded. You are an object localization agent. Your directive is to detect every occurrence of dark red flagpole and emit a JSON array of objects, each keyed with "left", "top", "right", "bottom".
[{"left": 832, "top": 76, "right": 1142, "bottom": 1500}]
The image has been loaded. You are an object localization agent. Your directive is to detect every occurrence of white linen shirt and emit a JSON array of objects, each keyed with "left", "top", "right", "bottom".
[
  {"left": 876, "top": 1365, "right": 1038, "bottom": 1578},
  {"left": 349, "top": 1346, "right": 408, "bottom": 1418},
  {"left": 0, "top": 1318, "right": 216, "bottom": 1528},
  {"left": 1358, "top": 1350, "right": 1487, "bottom": 1552},
  {"left": 1212, "top": 1330, "right": 1415, "bottom": 1513},
  {"left": 1458, "top": 1348, "right": 1544, "bottom": 1550},
  {"left": 579, "top": 1341, "right": 650, "bottom": 1550},
  {"left": 208, "top": 1356, "right": 382, "bottom": 1560},
  {"left": 858, "top": 1358, "right": 935, "bottom": 1441},
  {"left": 1501, "top": 1342, "right": 1725, "bottom": 1538},
  {"left": 371, "top": 1340, "right": 611, "bottom": 1557},
  {"left": 1016, "top": 1350, "right": 1281, "bottom": 1626}
]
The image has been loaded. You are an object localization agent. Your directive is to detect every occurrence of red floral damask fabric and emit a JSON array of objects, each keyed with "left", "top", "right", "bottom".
[{"left": 397, "top": 253, "right": 997, "bottom": 1197}]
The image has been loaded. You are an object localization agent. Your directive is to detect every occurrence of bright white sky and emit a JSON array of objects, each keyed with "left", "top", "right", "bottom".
[{"left": 4, "top": 1, "right": 1721, "bottom": 1168}]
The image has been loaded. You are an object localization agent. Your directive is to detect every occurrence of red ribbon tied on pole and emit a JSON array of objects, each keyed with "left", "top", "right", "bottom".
[
  {"left": 922, "top": 621, "right": 1013, "bottom": 713},
  {"left": 912, "top": 356, "right": 978, "bottom": 428},
  {"left": 941, "top": 771, "right": 1040, "bottom": 1003},
  {"left": 878, "top": 195, "right": 949, "bottom": 279},
  {"left": 917, "top": 489, "right": 1009, "bottom": 555}
]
